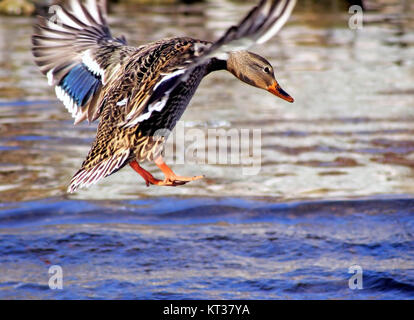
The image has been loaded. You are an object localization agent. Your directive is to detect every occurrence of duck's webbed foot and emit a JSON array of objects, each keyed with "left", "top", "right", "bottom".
[
  {"left": 130, "top": 159, "right": 204, "bottom": 187},
  {"left": 160, "top": 174, "right": 204, "bottom": 186},
  {"left": 155, "top": 157, "right": 204, "bottom": 186}
]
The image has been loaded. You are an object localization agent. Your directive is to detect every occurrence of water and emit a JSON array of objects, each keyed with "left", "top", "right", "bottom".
[
  {"left": 1, "top": 196, "right": 414, "bottom": 299},
  {"left": 0, "top": 0, "right": 414, "bottom": 299}
]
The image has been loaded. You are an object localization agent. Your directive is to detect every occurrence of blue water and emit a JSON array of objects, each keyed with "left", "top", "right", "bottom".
[{"left": 0, "top": 196, "right": 413, "bottom": 299}]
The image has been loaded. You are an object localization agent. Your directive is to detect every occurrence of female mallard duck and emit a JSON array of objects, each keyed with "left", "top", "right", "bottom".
[{"left": 32, "top": 0, "right": 296, "bottom": 193}]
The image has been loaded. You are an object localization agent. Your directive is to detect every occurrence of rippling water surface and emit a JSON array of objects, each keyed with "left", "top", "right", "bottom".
[{"left": 0, "top": 0, "right": 414, "bottom": 299}]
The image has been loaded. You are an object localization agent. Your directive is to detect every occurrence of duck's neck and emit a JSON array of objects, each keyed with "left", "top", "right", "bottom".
[{"left": 205, "top": 58, "right": 227, "bottom": 75}]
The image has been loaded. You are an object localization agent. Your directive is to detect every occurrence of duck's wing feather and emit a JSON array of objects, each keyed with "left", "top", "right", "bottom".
[
  {"left": 32, "top": 0, "right": 132, "bottom": 124},
  {"left": 203, "top": 0, "right": 297, "bottom": 60}
]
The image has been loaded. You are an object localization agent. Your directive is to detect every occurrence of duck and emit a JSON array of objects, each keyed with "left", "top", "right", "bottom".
[{"left": 32, "top": 0, "right": 296, "bottom": 193}]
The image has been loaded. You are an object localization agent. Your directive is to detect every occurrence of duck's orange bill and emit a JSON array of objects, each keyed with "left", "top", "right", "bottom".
[{"left": 267, "top": 81, "right": 294, "bottom": 103}]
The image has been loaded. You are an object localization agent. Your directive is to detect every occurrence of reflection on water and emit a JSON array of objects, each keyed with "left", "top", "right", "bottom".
[{"left": 0, "top": 0, "right": 414, "bottom": 299}]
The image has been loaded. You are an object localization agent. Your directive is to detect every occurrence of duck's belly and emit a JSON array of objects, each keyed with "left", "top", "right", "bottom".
[{"left": 133, "top": 66, "right": 206, "bottom": 161}]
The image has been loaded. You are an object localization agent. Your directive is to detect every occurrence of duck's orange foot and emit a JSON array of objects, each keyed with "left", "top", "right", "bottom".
[
  {"left": 130, "top": 160, "right": 204, "bottom": 187},
  {"left": 157, "top": 175, "right": 204, "bottom": 187}
]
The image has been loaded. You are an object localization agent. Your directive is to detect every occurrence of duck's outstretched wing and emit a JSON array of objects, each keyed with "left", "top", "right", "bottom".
[{"left": 32, "top": 0, "right": 130, "bottom": 124}]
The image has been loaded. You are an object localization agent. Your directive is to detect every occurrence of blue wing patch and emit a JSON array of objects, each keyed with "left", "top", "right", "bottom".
[{"left": 59, "top": 64, "right": 101, "bottom": 107}]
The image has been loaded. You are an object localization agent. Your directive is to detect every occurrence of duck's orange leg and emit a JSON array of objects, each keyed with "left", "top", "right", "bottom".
[{"left": 130, "top": 160, "right": 163, "bottom": 187}]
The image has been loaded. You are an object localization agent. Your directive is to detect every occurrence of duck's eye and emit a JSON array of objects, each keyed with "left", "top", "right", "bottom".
[{"left": 263, "top": 67, "right": 271, "bottom": 74}]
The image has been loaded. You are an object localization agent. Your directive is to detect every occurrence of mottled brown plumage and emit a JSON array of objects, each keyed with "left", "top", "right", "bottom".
[{"left": 32, "top": 0, "right": 296, "bottom": 192}]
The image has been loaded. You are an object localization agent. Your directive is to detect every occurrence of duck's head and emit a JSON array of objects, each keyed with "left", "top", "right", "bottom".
[{"left": 226, "top": 51, "right": 294, "bottom": 103}]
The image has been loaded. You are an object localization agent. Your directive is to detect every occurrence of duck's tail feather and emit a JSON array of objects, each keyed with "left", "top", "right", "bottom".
[{"left": 68, "top": 149, "right": 131, "bottom": 193}]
